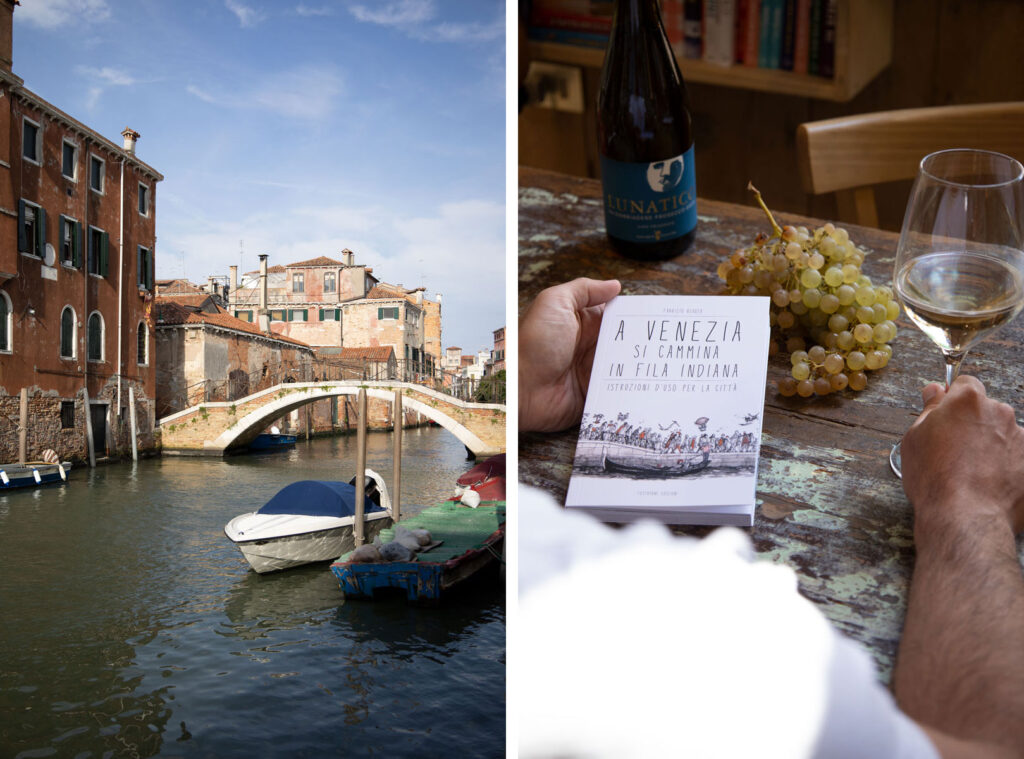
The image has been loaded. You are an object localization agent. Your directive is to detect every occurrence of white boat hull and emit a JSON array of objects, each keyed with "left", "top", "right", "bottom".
[{"left": 229, "top": 511, "right": 393, "bottom": 574}]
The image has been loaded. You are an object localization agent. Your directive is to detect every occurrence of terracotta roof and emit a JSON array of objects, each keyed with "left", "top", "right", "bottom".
[
  {"left": 287, "top": 256, "right": 344, "bottom": 268},
  {"left": 446, "top": 346, "right": 462, "bottom": 352},
  {"left": 366, "top": 284, "right": 410, "bottom": 300},
  {"left": 154, "top": 302, "right": 312, "bottom": 349},
  {"left": 156, "top": 293, "right": 215, "bottom": 309},
  {"left": 340, "top": 346, "right": 395, "bottom": 362},
  {"left": 242, "top": 265, "right": 286, "bottom": 275}
]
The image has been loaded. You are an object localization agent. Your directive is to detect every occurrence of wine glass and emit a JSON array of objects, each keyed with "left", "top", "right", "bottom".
[{"left": 890, "top": 148, "right": 1024, "bottom": 478}]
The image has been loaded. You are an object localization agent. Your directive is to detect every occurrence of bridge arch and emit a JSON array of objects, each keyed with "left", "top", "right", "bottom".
[{"left": 159, "top": 381, "right": 505, "bottom": 458}]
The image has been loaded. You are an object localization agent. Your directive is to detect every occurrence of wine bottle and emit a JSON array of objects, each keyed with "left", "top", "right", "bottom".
[{"left": 597, "top": 0, "right": 697, "bottom": 261}]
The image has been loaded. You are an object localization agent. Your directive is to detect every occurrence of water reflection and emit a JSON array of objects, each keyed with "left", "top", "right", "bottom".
[{"left": 0, "top": 428, "right": 504, "bottom": 758}]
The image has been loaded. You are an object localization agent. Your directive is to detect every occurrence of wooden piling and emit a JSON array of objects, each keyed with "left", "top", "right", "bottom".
[
  {"left": 17, "top": 388, "right": 27, "bottom": 464},
  {"left": 354, "top": 387, "right": 367, "bottom": 546},
  {"left": 128, "top": 387, "right": 138, "bottom": 462},
  {"left": 393, "top": 388, "right": 402, "bottom": 524},
  {"left": 83, "top": 390, "right": 96, "bottom": 468}
]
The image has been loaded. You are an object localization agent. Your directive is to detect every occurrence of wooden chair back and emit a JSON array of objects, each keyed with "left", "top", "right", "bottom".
[{"left": 796, "top": 102, "right": 1024, "bottom": 228}]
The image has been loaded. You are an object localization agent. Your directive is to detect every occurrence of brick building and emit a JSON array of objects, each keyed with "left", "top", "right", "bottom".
[
  {"left": 224, "top": 250, "right": 440, "bottom": 379},
  {"left": 491, "top": 326, "right": 505, "bottom": 373},
  {"left": 153, "top": 299, "right": 313, "bottom": 420},
  {"left": 0, "top": 1, "right": 162, "bottom": 463}
]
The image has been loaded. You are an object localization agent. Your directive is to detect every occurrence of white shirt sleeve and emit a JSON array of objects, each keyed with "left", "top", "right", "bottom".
[{"left": 518, "top": 486, "right": 939, "bottom": 759}]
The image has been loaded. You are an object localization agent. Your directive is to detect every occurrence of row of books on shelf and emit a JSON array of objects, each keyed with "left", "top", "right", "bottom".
[{"left": 527, "top": 0, "right": 837, "bottom": 78}]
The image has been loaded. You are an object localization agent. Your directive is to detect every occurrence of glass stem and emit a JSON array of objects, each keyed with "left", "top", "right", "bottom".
[{"left": 943, "top": 350, "right": 967, "bottom": 390}]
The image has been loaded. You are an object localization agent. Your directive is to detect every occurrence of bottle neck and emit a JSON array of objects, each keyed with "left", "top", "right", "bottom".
[{"left": 613, "top": 0, "right": 664, "bottom": 32}]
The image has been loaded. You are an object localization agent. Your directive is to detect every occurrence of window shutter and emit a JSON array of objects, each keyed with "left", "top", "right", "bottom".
[
  {"left": 148, "top": 249, "right": 154, "bottom": 290},
  {"left": 335, "top": 309, "right": 341, "bottom": 321},
  {"left": 137, "top": 246, "right": 143, "bottom": 287},
  {"left": 100, "top": 232, "right": 109, "bottom": 277},
  {"left": 36, "top": 207, "right": 46, "bottom": 257},
  {"left": 303, "top": 309, "right": 308, "bottom": 321},
  {"left": 73, "top": 222, "right": 82, "bottom": 268},
  {"left": 318, "top": 308, "right": 324, "bottom": 320},
  {"left": 17, "top": 200, "right": 26, "bottom": 253}
]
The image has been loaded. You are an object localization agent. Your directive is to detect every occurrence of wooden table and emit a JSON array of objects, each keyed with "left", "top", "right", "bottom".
[{"left": 519, "top": 166, "right": 1024, "bottom": 681}]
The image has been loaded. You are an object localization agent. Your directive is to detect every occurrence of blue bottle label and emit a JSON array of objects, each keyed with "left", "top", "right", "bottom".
[{"left": 600, "top": 146, "right": 697, "bottom": 244}]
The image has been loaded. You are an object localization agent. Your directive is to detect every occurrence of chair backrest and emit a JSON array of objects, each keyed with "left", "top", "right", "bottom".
[{"left": 796, "top": 102, "right": 1024, "bottom": 228}]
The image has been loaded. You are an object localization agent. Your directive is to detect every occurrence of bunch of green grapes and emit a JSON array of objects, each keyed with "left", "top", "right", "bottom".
[{"left": 717, "top": 185, "right": 899, "bottom": 398}]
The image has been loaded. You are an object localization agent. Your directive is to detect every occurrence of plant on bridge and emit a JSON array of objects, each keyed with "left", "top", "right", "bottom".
[{"left": 474, "top": 371, "right": 506, "bottom": 404}]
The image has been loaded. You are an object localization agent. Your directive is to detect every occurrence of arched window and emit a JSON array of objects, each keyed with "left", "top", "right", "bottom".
[
  {"left": 0, "top": 290, "right": 10, "bottom": 352},
  {"left": 137, "top": 320, "right": 148, "bottom": 365},
  {"left": 60, "top": 306, "right": 76, "bottom": 359},
  {"left": 87, "top": 311, "right": 104, "bottom": 362}
]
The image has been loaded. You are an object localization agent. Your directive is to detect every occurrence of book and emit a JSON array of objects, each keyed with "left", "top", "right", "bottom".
[
  {"left": 565, "top": 295, "right": 771, "bottom": 527},
  {"left": 758, "top": 0, "right": 782, "bottom": 69},
  {"left": 818, "top": 0, "right": 837, "bottom": 78},
  {"left": 683, "top": 0, "right": 703, "bottom": 59},
  {"left": 792, "top": 0, "right": 811, "bottom": 74},
  {"left": 736, "top": 0, "right": 760, "bottom": 66},
  {"left": 779, "top": 0, "right": 796, "bottom": 70},
  {"left": 808, "top": 0, "right": 822, "bottom": 74},
  {"left": 702, "top": 0, "right": 736, "bottom": 66},
  {"left": 662, "top": 0, "right": 686, "bottom": 51}
]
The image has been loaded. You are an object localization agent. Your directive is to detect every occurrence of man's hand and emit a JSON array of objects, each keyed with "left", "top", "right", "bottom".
[
  {"left": 519, "top": 278, "right": 621, "bottom": 433},
  {"left": 900, "top": 375, "right": 1024, "bottom": 537}
]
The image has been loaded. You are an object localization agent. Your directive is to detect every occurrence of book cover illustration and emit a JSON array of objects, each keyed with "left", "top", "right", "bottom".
[{"left": 566, "top": 295, "right": 770, "bottom": 521}]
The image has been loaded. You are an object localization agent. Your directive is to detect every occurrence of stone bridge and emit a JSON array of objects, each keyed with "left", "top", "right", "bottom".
[{"left": 158, "top": 380, "right": 506, "bottom": 457}]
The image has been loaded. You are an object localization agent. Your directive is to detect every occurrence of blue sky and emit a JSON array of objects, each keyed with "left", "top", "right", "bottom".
[{"left": 14, "top": 0, "right": 506, "bottom": 355}]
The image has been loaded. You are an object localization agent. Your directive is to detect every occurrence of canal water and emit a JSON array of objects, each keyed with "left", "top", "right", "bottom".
[{"left": 0, "top": 427, "right": 505, "bottom": 758}]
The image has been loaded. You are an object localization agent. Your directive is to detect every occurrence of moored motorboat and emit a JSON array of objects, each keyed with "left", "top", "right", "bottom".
[
  {"left": 248, "top": 427, "right": 298, "bottom": 451},
  {"left": 0, "top": 461, "right": 72, "bottom": 490},
  {"left": 224, "top": 470, "right": 392, "bottom": 574}
]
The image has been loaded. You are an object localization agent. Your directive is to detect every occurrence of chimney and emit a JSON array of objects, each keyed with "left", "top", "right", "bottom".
[
  {"left": 415, "top": 289, "right": 423, "bottom": 305},
  {"left": 0, "top": 1, "right": 13, "bottom": 73},
  {"left": 342, "top": 249, "right": 354, "bottom": 267},
  {"left": 207, "top": 275, "right": 215, "bottom": 294},
  {"left": 229, "top": 265, "right": 238, "bottom": 304},
  {"left": 257, "top": 254, "right": 269, "bottom": 331},
  {"left": 121, "top": 127, "right": 140, "bottom": 155}
]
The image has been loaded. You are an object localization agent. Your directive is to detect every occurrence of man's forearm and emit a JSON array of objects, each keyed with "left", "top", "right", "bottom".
[{"left": 893, "top": 508, "right": 1024, "bottom": 753}]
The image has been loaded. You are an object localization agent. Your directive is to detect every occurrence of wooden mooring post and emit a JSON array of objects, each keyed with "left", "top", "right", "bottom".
[
  {"left": 128, "top": 387, "right": 139, "bottom": 462},
  {"left": 17, "top": 388, "right": 27, "bottom": 465},
  {"left": 393, "top": 388, "right": 402, "bottom": 524},
  {"left": 354, "top": 387, "right": 367, "bottom": 546},
  {"left": 83, "top": 389, "right": 96, "bottom": 469}
]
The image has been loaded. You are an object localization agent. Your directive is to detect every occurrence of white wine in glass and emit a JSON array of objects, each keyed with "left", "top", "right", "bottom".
[{"left": 890, "top": 149, "right": 1024, "bottom": 478}]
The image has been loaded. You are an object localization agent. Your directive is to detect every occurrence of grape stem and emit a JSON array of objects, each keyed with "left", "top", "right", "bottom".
[{"left": 748, "top": 181, "right": 783, "bottom": 238}]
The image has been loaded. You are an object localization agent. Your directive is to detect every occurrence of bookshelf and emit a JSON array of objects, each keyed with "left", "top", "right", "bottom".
[{"left": 527, "top": 0, "right": 893, "bottom": 102}]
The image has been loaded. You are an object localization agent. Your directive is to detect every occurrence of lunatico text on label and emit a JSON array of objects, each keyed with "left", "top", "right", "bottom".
[{"left": 600, "top": 145, "right": 697, "bottom": 244}]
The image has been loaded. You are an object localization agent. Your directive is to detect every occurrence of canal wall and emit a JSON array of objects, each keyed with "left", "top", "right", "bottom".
[{"left": 0, "top": 378, "right": 158, "bottom": 464}]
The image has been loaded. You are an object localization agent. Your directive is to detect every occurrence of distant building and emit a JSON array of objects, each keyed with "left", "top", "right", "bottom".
[
  {"left": 224, "top": 250, "right": 440, "bottom": 379},
  {"left": 491, "top": 327, "right": 505, "bottom": 373},
  {"left": 0, "top": 0, "right": 163, "bottom": 462},
  {"left": 442, "top": 346, "right": 462, "bottom": 373}
]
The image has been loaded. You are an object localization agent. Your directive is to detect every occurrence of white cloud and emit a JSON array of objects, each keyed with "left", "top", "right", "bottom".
[
  {"left": 76, "top": 65, "right": 138, "bottom": 109},
  {"left": 347, "top": 1, "right": 502, "bottom": 45},
  {"left": 160, "top": 197, "right": 505, "bottom": 350},
  {"left": 296, "top": 3, "right": 333, "bottom": 16},
  {"left": 225, "top": 0, "right": 265, "bottom": 28},
  {"left": 349, "top": 0, "right": 435, "bottom": 26},
  {"left": 16, "top": 0, "right": 110, "bottom": 29},
  {"left": 186, "top": 65, "right": 343, "bottom": 122}
]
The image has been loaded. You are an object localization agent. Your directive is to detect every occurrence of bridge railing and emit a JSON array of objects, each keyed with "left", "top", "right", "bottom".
[{"left": 156, "top": 358, "right": 505, "bottom": 418}]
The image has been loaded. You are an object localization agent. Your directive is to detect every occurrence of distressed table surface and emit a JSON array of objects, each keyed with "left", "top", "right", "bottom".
[{"left": 519, "top": 166, "right": 1024, "bottom": 681}]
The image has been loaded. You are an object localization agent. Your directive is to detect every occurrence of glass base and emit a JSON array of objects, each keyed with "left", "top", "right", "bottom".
[{"left": 889, "top": 441, "right": 902, "bottom": 479}]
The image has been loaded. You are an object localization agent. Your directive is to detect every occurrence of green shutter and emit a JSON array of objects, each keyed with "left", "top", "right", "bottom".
[
  {"left": 318, "top": 308, "right": 324, "bottom": 320},
  {"left": 72, "top": 221, "right": 82, "bottom": 268},
  {"left": 36, "top": 207, "right": 46, "bottom": 257},
  {"left": 100, "top": 231, "right": 109, "bottom": 277},
  {"left": 148, "top": 249, "right": 154, "bottom": 290},
  {"left": 334, "top": 308, "right": 341, "bottom": 321},
  {"left": 137, "top": 246, "right": 143, "bottom": 287}
]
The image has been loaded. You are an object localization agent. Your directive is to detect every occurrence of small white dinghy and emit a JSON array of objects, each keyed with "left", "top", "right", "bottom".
[{"left": 224, "top": 469, "right": 392, "bottom": 574}]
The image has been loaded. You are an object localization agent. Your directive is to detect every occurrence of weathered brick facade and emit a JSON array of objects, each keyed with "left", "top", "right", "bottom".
[{"left": 0, "top": 1, "right": 161, "bottom": 462}]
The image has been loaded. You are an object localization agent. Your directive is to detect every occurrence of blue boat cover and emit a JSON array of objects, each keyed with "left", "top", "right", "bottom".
[{"left": 257, "top": 480, "right": 384, "bottom": 517}]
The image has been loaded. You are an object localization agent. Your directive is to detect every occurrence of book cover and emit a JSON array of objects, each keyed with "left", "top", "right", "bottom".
[
  {"left": 565, "top": 295, "right": 771, "bottom": 527},
  {"left": 757, "top": 0, "right": 771, "bottom": 68},
  {"left": 792, "top": 0, "right": 811, "bottom": 74},
  {"left": 662, "top": 0, "right": 686, "bottom": 50},
  {"left": 702, "top": 0, "right": 736, "bottom": 66},
  {"left": 767, "top": 0, "right": 783, "bottom": 68},
  {"left": 779, "top": 0, "right": 796, "bottom": 70}
]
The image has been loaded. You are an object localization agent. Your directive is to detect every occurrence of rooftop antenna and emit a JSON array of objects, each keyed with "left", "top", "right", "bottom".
[{"left": 180, "top": 250, "right": 186, "bottom": 280}]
